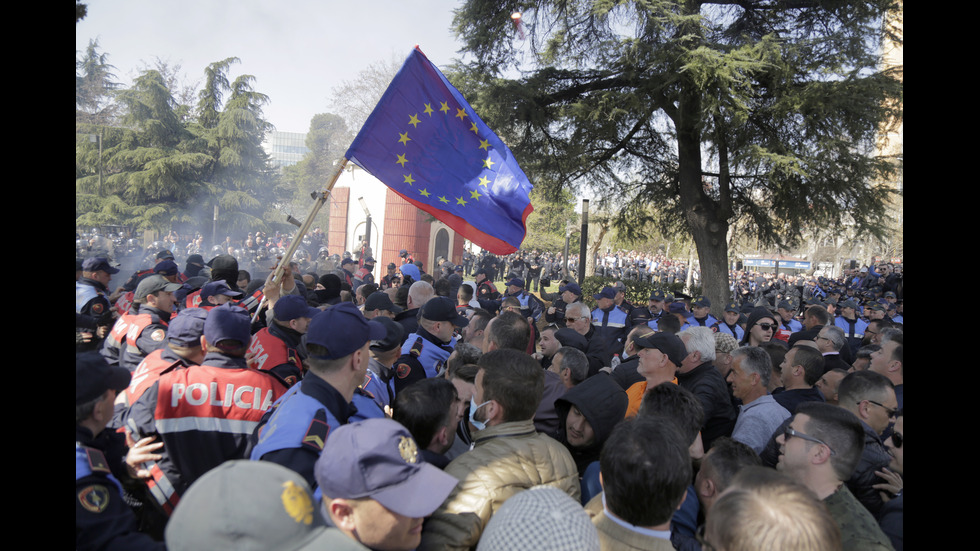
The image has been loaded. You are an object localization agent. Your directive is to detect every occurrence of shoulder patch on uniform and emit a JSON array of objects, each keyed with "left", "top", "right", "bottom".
[
  {"left": 91, "top": 302, "right": 105, "bottom": 315},
  {"left": 84, "top": 446, "right": 111, "bottom": 474},
  {"left": 78, "top": 485, "right": 111, "bottom": 513},
  {"left": 149, "top": 328, "right": 166, "bottom": 342},
  {"left": 396, "top": 363, "right": 412, "bottom": 379},
  {"left": 409, "top": 337, "right": 424, "bottom": 357},
  {"left": 301, "top": 410, "right": 329, "bottom": 452}
]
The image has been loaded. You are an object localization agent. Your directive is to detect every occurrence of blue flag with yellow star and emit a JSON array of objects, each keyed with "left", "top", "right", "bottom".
[{"left": 344, "top": 47, "right": 534, "bottom": 255}]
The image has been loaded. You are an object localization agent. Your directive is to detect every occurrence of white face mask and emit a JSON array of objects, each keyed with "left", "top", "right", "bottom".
[{"left": 469, "top": 396, "right": 492, "bottom": 431}]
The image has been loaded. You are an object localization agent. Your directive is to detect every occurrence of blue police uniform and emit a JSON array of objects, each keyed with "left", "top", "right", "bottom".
[
  {"left": 591, "top": 304, "right": 631, "bottom": 356},
  {"left": 834, "top": 315, "right": 868, "bottom": 356},
  {"left": 249, "top": 374, "right": 352, "bottom": 491},
  {"left": 712, "top": 321, "right": 745, "bottom": 341},
  {"left": 688, "top": 314, "right": 720, "bottom": 328},
  {"left": 76, "top": 426, "right": 166, "bottom": 551},
  {"left": 392, "top": 329, "right": 456, "bottom": 394}
]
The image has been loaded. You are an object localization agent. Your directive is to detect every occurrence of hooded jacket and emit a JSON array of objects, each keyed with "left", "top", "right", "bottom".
[{"left": 552, "top": 373, "right": 628, "bottom": 475}]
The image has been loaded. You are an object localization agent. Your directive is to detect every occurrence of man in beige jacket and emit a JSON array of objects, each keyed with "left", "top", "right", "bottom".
[{"left": 419, "top": 348, "right": 580, "bottom": 550}]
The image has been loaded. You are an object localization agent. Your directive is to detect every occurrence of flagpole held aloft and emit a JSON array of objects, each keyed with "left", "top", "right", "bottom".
[{"left": 251, "top": 158, "right": 349, "bottom": 323}]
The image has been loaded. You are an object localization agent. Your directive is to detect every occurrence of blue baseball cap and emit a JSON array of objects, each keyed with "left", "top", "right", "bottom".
[
  {"left": 314, "top": 418, "right": 459, "bottom": 518},
  {"left": 76, "top": 351, "right": 131, "bottom": 405},
  {"left": 82, "top": 257, "right": 119, "bottom": 274},
  {"left": 154, "top": 260, "right": 179, "bottom": 276},
  {"left": 306, "top": 303, "right": 386, "bottom": 360},
  {"left": 648, "top": 290, "right": 667, "bottom": 302},
  {"left": 200, "top": 281, "right": 244, "bottom": 302},
  {"left": 692, "top": 296, "right": 711, "bottom": 307},
  {"left": 167, "top": 307, "right": 208, "bottom": 347},
  {"left": 593, "top": 286, "right": 616, "bottom": 300},
  {"left": 273, "top": 295, "right": 320, "bottom": 322},
  {"left": 204, "top": 304, "right": 252, "bottom": 349},
  {"left": 559, "top": 282, "right": 582, "bottom": 295},
  {"left": 506, "top": 278, "right": 525, "bottom": 288},
  {"left": 419, "top": 296, "right": 469, "bottom": 327}
]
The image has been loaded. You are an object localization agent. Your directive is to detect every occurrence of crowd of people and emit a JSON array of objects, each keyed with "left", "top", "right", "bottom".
[{"left": 76, "top": 237, "right": 903, "bottom": 551}]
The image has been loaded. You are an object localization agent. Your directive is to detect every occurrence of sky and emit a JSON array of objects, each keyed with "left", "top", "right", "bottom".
[{"left": 76, "top": 0, "right": 467, "bottom": 133}]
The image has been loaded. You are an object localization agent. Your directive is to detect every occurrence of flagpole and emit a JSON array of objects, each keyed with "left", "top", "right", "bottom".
[{"left": 251, "top": 157, "right": 350, "bottom": 322}]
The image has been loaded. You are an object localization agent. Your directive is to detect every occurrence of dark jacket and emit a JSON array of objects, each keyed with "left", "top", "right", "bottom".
[
  {"left": 551, "top": 373, "right": 628, "bottom": 476},
  {"left": 676, "top": 361, "right": 738, "bottom": 450},
  {"left": 846, "top": 421, "right": 892, "bottom": 518}
]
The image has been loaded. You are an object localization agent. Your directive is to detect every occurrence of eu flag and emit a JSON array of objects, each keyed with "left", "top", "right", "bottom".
[{"left": 345, "top": 47, "right": 534, "bottom": 255}]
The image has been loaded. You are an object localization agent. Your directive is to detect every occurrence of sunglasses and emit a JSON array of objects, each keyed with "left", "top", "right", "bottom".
[
  {"left": 864, "top": 400, "right": 898, "bottom": 418},
  {"left": 757, "top": 323, "right": 777, "bottom": 331},
  {"left": 784, "top": 427, "right": 837, "bottom": 456},
  {"left": 889, "top": 431, "right": 903, "bottom": 448}
]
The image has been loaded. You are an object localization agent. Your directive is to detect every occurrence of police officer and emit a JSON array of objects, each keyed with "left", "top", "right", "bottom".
[
  {"left": 712, "top": 302, "right": 745, "bottom": 341},
  {"left": 474, "top": 268, "right": 500, "bottom": 301},
  {"left": 393, "top": 296, "right": 468, "bottom": 394},
  {"left": 380, "top": 262, "right": 400, "bottom": 290},
  {"left": 102, "top": 275, "right": 183, "bottom": 372},
  {"left": 834, "top": 298, "right": 869, "bottom": 357},
  {"left": 246, "top": 294, "right": 321, "bottom": 388},
  {"left": 76, "top": 352, "right": 166, "bottom": 551},
  {"left": 77, "top": 257, "right": 119, "bottom": 352},
  {"left": 688, "top": 296, "right": 719, "bottom": 327},
  {"left": 545, "top": 281, "right": 583, "bottom": 328},
  {"left": 350, "top": 316, "right": 405, "bottom": 422},
  {"left": 591, "top": 286, "right": 632, "bottom": 357},
  {"left": 111, "top": 307, "right": 208, "bottom": 430},
  {"left": 124, "top": 304, "right": 289, "bottom": 515},
  {"left": 249, "top": 302, "right": 386, "bottom": 490},
  {"left": 355, "top": 256, "right": 377, "bottom": 288},
  {"left": 642, "top": 289, "right": 669, "bottom": 330},
  {"left": 493, "top": 277, "right": 544, "bottom": 322}
]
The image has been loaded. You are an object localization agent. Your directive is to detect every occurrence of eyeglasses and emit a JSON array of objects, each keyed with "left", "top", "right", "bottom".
[
  {"left": 565, "top": 317, "right": 582, "bottom": 323},
  {"left": 784, "top": 427, "right": 837, "bottom": 456},
  {"left": 889, "top": 431, "right": 903, "bottom": 448},
  {"left": 757, "top": 323, "right": 776, "bottom": 331},
  {"left": 864, "top": 400, "right": 898, "bottom": 418}
]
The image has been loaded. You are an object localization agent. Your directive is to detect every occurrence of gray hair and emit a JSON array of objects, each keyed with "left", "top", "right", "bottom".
[
  {"left": 731, "top": 346, "right": 774, "bottom": 388},
  {"left": 409, "top": 280, "right": 435, "bottom": 308},
  {"left": 680, "top": 326, "right": 717, "bottom": 362},
  {"left": 556, "top": 346, "right": 589, "bottom": 385},
  {"left": 820, "top": 326, "right": 846, "bottom": 351},
  {"left": 566, "top": 302, "right": 591, "bottom": 321}
]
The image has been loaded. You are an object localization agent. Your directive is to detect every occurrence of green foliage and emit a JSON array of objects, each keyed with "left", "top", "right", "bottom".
[
  {"left": 452, "top": 0, "right": 902, "bottom": 312},
  {"left": 75, "top": 51, "right": 286, "bottom": 239},
  {"left": 578, "top": 275, "right": 688, "bottom": 309}
]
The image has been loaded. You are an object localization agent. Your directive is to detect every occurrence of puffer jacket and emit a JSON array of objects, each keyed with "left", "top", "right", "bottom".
[
  {"left": 846, "top": 421, "right": 892, "bottom": 518},
  {"left": 419, "top": 419, "right": 580, "bottom": 551},
  {"left": 553, "top": 373, "right": 629, "bottom": 475}
]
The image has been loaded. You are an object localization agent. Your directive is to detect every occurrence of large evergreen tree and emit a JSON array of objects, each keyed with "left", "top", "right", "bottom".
[{"left": 450, "top": 0, "right": 902, "bottom": 308}]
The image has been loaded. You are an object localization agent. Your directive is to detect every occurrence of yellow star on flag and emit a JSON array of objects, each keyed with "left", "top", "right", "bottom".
[
  {"left": 479, "top": 139, "right": 490, "bottom": 151},
  {"left": 483, "top": 156, "right": 495, "bottom": 170},
  {"left": 470, "top": 122, "right": 479, "bottom": 134},
  {"left": 456, "top": 196, "right": 468, "bottom": 206},
  {"left": 469, "top": 189, "right": 482, "bottom": 200},
  {"left": 396, "top": 154, "right": 408, "bottom": 167},
  {"left": 478, "top": 176, "right": 490, "bottom": 187},
  {"left": 408, "top": 114, "right": 421, "bottom": 128},
  {"left": 440, "top": 102, "right": 450, "bottom": 114},
  {"left": 455, "top": 108, "right": 468, "bottom": 120},
  {"left": 398, "top": 132, "right": 411, "bottom": 145},
  {"left": 438, "top": 196, "right": 450, "bottom": 204},
  {"left": 423, "top": 103, "right": 434, "bottom": 116},
  {"left": 419, "top": 188, "right": 431, "bottom": 197},
  {"left": 403, "top": 173, "right": 415, "bottom": 185}
]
